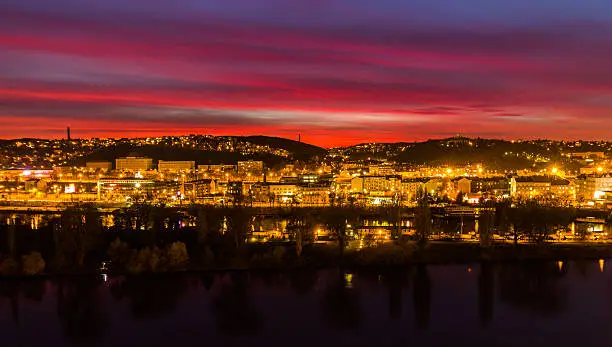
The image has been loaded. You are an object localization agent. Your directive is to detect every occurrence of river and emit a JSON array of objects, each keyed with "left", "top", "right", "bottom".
[{"left": 0, "top": 261, "right": 611, "bottom": 347}]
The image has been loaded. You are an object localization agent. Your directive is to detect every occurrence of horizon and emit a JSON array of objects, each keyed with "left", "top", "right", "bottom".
[
  {"left": 2, "top": 132, "right": 612, "bottom": 149},
  {"left": 3, "top": 0, "right": 612, "bottom": 146}
]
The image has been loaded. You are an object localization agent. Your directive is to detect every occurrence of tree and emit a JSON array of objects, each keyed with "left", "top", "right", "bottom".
[
  {"left": 268, "top": 193, "right": 276, "bottom": 207},
  {"left": 320, "top": 207, "right": 355, "bottom": 257},
  {"left": 384, "top": 204, "right": 402, "bottom": 241},
  {"left": 495, "top": 200, "right": 511, "bottom": 238},
  {"left": 574, "top": 223, "right": 589, "bottom": 241},
  {"left": 21, "top": 252, "right": 46, "bottom": 275},
  {"left": 286, "top": 209, "right": 314, "bottom": 258},
  {"left": 7, "top": 217, "right": 16, "bottom": 258},
  {"left": 478, "top": 205, "right": 495, "bottom": 246},
  {"left": 195, "top": 207, "right": 222, "bottom": 246},
  {"left": 107, "top": 238, "right": 131, "bottom": 269},
  {"left": 347, "top": 196, "right": 357, "bottom": 207},
  {"left": 455, "top": 191, "right": 465, "bottom": 205},
  {"left": 57, "top": 206, "right": 98, "bottom": 268},
  {"left": 226, "top": 208, "right": 251, "bottom": 250},
  {"left": 166, "top": 241, "right": 189, "bottom": 269},
  {"left": 414, "top": 187, "right": 431, "bottom": 246}
]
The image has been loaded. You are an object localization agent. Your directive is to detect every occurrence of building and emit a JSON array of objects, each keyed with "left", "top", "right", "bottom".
[
  {"left": 237, "top": 160, "right": 264, "bottom": 174},
  {"left": 576, "top": 174, "right": 612, "bottom": 201},
  {"left": 97, "top": 178, "right": 166, "bottom": 200},
  {"left": 424, "top": 178, "right": 444, "bottom": 196},
  {"left": 570, "top": 152, "right": 605, "bottom": 160},
  {"left": 158, "top": 160, "right": 195, "bottom": 172},
  {"left": 369, "top": 164, "right": 396, "bottom": 176},
  {"left": 198, "top": 164, "right": 236, "bottom": 172},
  {"left": 250, "top": 183, "right": 271, "bottom": 203},
  {"left": 268, "top": 183, "right": 299, "bottom": 202},
  {"left": 86, "top": 161, "right": 113, "bottom": 171},
  {"left": 351, "top": 175, "right": 401, "bottom": 194},
  {"left": 401, "top": 178, "right": 428, "bottom": 200},
  {"left": 115, "top": 157, "right": 153, "bottom": 171},
  {"left": 470, "top": 177, "right": 510, "bottom": 197},
  {"left": 227, "top": 181, "right": 244, "bottom": 198},
  {"left": 184, "top": 179, "right": 216, "bottom": 199},
  {"left": 510, "top": 176, "right": 575, "bottom": 200},
  {"left": 298, "top": 173, "right": 319, "bottom": 184},
  {"left": 456, "top": 178, "right": 471, "bottom": 194},
  {"left": 299, "top": 183, "right": 330, "bottom": 205}
]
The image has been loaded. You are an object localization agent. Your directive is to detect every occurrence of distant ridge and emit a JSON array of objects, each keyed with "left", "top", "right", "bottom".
[
  {"left": 70, "top": 135, "right": 327, "bottom": 167},
  {"left": 242, "top": 135, "right": 327, "bottom": 161}
]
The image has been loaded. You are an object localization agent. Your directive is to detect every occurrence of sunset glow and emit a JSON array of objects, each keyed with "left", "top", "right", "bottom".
[{"left": 2, "top": 0, "right": 612, "bottom": 146}]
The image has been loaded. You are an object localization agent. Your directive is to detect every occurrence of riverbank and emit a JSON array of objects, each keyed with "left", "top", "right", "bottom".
[{"left": 3, "top": 242, "right": 612, "bottom": 278}]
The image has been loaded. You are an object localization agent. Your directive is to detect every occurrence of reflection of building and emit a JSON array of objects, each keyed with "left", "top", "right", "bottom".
[
  {"left": 158, "top": 160, "right": 195, "bottom": 172},
  {"left": 86, "top": 161, "right": 113, "bottom": 171},
  {"left": 115, "top": 157, "right": 153, "bottom": 171}
]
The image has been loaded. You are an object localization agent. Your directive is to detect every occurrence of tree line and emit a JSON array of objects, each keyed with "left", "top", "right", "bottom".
[{"left": 0, "top": 198, "right": 604, "bottom": 276}]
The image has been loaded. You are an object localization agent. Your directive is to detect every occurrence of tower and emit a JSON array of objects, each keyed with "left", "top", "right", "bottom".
[
  {"left": 298, "top": 133, "right": 301, "bottom": 143},
  {"left": 67, "top": 126, "right": 71, "bottom": 141}
]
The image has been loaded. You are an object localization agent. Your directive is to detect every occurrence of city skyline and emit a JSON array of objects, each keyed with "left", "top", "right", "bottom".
[{"left": 2, "top": 0, "right": 612, "bottom": 146}]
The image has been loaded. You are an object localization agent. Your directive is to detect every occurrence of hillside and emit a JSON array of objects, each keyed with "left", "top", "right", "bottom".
[
  {"left": 242, "top": 136, "right": 327, "bottom": 161},
  {"left": 389, "top": 138, "right": 585, "bottom": 169},
  {"left": 73, "top": 144, "right": 285, "bottom": 167}
]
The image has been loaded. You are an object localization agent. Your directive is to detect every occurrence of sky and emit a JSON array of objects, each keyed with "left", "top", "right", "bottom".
[{"left": 1, "top": 0, "right": 612, "bottom": 147}]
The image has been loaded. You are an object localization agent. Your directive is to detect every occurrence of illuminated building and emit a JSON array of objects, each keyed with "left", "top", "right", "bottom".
[
  {"left": 96, "top": 178, "right": 175, "bottom": 201},
  {"left": 368, "top": 163, "right": 396, "bottom": 176},
  {"left": 575, "top": 174, "right": 612, "bottom": 201},
  {"left": 569, "top": 152, "right": 605, "bottom": 160},
  {"left": 237, "top": 160, "right": 264, "bottom": 174},
  {"left": 470, "top": 177, "right": 510, "bottom": 197},
  {"left": 456, "top": 178, "right": 471, "bottom": 194},
  {"left": 298, "top": 173, "right": 319, "bottom": 184},
  {"left": 158, "top": 160, "right": 195, "bottom": 172},
  {"left": 351, "top": 175, "right": 401, "bottom": 194},
  {"left": 401, "top": 178, "right": 428, "bottom": 200},
  {"left": 299, "top": 183, "right": 331, "bottom": 205},
  {"left": 115, "top": 157, "right": 154, "bottom": 171},
  {"left": 86, "top": 161, "right": 113, "bottom": 171},
  {"left": 227, "top": 181, "right": 244, "bottom": 198},
  {"left": 510, "top": 176, "right": 574, "bottom": 200},
  {"left": 183, "top": 179, "right": 216, "bottom": 199},
  {"left": 268, "top": 183, "right": 299, "bottom": 200}
]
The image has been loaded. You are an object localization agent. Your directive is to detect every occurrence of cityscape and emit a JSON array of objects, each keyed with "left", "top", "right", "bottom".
[
  {"left": 5, "top": 130, "right": 612, "bottom": 209},
  {"left": 3, "top": 0, "right": 612, "bottom": 345}
]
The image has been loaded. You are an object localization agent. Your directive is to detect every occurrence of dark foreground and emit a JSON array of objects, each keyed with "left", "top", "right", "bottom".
[{"left": 1, "top": 260, "right": 612, "bottom": 347}]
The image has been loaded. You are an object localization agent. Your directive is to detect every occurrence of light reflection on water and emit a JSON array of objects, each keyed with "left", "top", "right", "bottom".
[{"left": 0, "top": 261, "right": 611, "bottom": 346}]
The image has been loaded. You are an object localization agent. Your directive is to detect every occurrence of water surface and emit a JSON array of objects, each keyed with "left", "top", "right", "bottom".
[{"left": 0, "top": 261, "right": 610, "bottom": 347}]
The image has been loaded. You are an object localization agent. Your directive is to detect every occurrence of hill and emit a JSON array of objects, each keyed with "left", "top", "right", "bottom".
[
  {"left": 391, "top": 138, "right": 568, "bottom": 169},
  {"left": 74, "top": 144, "right": 286, "bottom": 167},
  {"left": 242, "top": 136, "right": 327, "bottom": 161}
]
